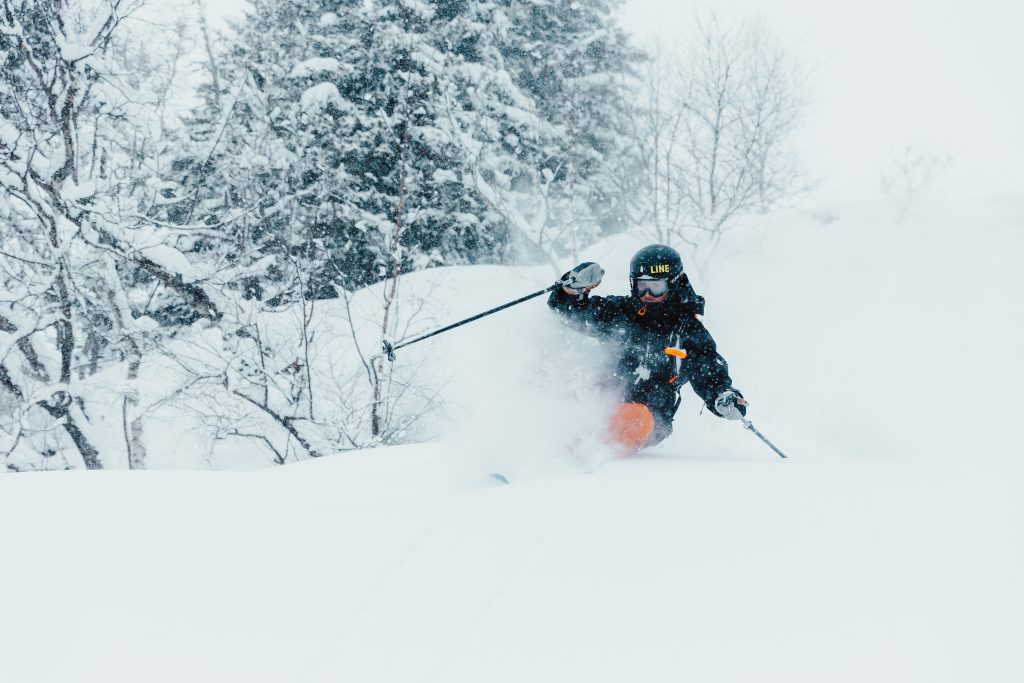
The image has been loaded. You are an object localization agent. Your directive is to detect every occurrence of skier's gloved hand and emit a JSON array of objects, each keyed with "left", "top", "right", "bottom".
[
  {"left": 560, "top": 262, "right": 604, "bottom": 295},
  {"left": 713, "top": 389, "right": 747, "bottom": 420}
]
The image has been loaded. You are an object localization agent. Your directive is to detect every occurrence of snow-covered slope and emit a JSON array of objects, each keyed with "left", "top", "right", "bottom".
[
  {"left": 2, "top": 444, "right": 1022, "bottom": 682},
  {"left": 2, "top": 196, "right": 1021, "bottom": 682}
]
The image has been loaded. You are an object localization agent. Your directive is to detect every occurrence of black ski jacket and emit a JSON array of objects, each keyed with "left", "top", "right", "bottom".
[{"left": 547, "top": 277, "right": 736, "bottom": 432}]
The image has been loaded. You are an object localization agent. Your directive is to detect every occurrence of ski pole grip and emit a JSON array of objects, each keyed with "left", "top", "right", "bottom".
[{"left": 561, "top": 262, "right": 604, "bottom": 291}]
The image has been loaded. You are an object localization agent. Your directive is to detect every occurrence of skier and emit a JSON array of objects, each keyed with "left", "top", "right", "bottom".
[{"left": 548, "top": 244, "right": 747, "bottom": 454}]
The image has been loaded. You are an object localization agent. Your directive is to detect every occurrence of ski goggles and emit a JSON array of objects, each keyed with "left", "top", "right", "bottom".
[{"left": 634, "top": 278, "right": 670, "bottom": 296}]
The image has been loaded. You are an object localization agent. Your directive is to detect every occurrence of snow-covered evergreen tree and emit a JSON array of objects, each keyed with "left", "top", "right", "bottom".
[
  {"left": 180, "top": 0, "right": 519, "bottom": 300},
  {"left": 184, "top": 0, "right": 642, "bottom": 290},
  {"left": 477, "top": 0, "right": 642, "bottom": 265}
]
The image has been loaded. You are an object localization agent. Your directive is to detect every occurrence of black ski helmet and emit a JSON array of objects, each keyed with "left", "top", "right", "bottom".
[{"left": 629, "top": 244, "right": 684, "bottom": 296}]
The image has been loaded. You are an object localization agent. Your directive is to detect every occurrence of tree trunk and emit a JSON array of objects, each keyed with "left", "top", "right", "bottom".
[
  {"left": 124, "top": 352, "right": 146, "bottom": 469},
  {"left": 371, "top": 113, "right": 410, "bottom": 440},
  {"left": 38, "top": 394, "right": 103, "bottom": 470}
]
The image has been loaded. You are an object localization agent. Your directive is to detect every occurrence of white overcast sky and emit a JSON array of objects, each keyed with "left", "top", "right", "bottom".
[
  {"left": 618, "top": 0, "right": 1024, "bottom": 201},
  {"left": 197, "top": 0, "right": 1024, "bottom": 202}
]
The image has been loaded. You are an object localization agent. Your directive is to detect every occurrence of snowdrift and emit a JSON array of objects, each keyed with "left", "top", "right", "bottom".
[{"left": 2, "top": 443, "right": 1022, "bottom": 682}]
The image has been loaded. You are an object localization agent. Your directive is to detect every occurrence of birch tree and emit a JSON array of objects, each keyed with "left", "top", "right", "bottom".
[
  {"left": 635, "top": 14, "right": 805, "bottom": 274},
  {"left": 0, "top": 0, "right": 216, "bottom": 469}
]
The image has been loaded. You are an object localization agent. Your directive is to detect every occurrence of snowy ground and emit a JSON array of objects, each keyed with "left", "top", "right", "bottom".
[
  {"left": 2, "top": 195, "right": 1022, "bottom": 682},
  {"left": 2, "top": 447, "right": 1022, "bottom": 682}
]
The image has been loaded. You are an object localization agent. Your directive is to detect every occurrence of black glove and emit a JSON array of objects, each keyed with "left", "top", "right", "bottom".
[
  {"left": 559, "top": 262, "right": 604, "bottom": 294},
  {"left": 712, "top": 389, "right": 747, "bottom": 420}
]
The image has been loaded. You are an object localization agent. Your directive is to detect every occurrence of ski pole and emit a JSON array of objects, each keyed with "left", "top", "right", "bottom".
[
  {"left": 382, "top": 283, "right": 559, "bottom": 362},
  {"left": 740, "top": 417, "right": 789, "bottom": 459}
]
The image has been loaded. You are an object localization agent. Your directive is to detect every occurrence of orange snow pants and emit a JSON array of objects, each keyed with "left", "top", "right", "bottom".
[{"left": 605, "top": 402, "right": 656, "bottom": 456}]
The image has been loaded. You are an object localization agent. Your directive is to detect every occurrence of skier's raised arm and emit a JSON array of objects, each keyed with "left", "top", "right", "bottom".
[{"left": 547, "top": 261, "right": 623, "bottom": 337}]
